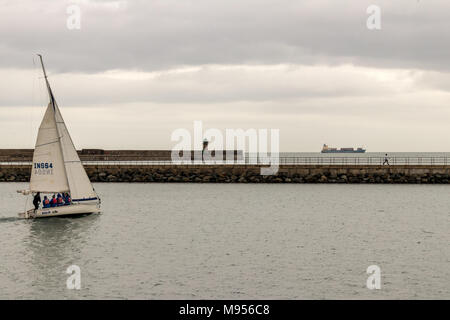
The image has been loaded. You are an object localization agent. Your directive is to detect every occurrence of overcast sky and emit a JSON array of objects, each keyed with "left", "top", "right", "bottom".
[{"left": 0, "top": 0, "right": 449, "bottom": 151}]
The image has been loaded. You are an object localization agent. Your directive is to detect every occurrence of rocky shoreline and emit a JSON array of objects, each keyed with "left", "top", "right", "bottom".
[
  {"left": 87, "top": 169, "right": 450, "bottom": 184},
  {"left": 1, "top": 166, "right": 449, "bottom": 184}
]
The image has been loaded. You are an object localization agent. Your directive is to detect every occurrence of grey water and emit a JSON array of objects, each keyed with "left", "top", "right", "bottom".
[
  {"left": 277, "top": 152, "right": 450, "bottom": 157},
  {"left": 255, "top": 152, "right": 450, "bottom": 160},
  {"left": 246, "top": 152, "right": 450, "bottom": 165},
  {"left": 0, "top": 182, "right": 448, "bottom": 299}
]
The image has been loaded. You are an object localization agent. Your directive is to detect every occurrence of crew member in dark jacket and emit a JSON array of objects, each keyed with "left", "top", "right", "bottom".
[{"left": 33, "top": 192, "right": 41, "bottom": 210}]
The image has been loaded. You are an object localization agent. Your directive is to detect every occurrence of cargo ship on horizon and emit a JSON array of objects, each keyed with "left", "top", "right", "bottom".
[{"left": 321, "top": 144, "right": 366, "bottom": 153}]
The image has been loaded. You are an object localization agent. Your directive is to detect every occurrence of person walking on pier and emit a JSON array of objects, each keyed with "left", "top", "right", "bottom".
[{"left": 383, "top": 153, "right": 390, "bottom": 165}]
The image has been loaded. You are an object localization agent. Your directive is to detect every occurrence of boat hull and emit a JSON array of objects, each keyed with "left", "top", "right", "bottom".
[{"left": 19, "top": 202, "right": 100, "bottom": 219}]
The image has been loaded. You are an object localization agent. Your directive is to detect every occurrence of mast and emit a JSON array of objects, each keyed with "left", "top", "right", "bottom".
[
  {"left": 36, "top": 54, "right": 71, "bottom": 192},
  {"left": 37, "top": 54, "right": 56, "bottom": 109}
]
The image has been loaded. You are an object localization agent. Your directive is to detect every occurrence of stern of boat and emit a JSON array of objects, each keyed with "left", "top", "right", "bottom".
[{"left": 18, "top": 209, "right": 36, "bottom": 219}]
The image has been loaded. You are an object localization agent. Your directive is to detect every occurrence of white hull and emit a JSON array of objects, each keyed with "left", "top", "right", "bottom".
[{"left": 19, "top": 202, "right": 100, "bottom": 219}]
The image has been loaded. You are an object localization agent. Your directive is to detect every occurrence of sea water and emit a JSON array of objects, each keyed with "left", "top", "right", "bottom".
[{"left": 0, "top": 182, "right": 448, "bottom": 299}]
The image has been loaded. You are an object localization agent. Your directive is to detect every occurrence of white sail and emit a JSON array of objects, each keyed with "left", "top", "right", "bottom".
[
  {"left": 30, "top": 103, "right": 70, "bottom": 193},
  {"left": 54, "top": 103, "right": 97, "bottom": 200},
  {"left": 30, "top": 54, "right": 97, "bottom": 201}
]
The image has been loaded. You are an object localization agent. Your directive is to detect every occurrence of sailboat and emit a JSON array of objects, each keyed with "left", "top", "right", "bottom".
[{"left": 18, "top": 55, "right": 101, "bottom": 219}]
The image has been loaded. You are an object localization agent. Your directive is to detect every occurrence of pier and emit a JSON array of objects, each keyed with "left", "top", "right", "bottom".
[{"left": 0, "top": 149, "right": 448, "bottom": 184}]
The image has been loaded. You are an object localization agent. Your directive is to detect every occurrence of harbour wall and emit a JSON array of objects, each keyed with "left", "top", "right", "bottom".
[
  {"left": 1, "top": 164, "right": 449, "bottom": 184},
  {"left": 0, "top": 149, "right": 242, "bottom": 161}
]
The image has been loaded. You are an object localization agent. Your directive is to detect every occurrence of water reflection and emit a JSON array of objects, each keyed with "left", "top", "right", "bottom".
[
  {"left": 0, "top": 217, "right": 22, "bottom": 223},
  {"left": 24, "top": 214, "right": 100, "bottom": 297}
]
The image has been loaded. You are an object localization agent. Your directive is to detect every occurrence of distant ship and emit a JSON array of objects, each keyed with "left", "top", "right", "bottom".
[{"left": 321, "top": 144, "right": 366, "bottom": 153}]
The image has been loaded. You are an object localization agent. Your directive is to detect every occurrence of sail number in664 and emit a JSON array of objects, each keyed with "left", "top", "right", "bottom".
[
  {"left": 34, "top": 162, "right": 53, "bottom": 169},
  {"left": 33, "top": 162, "right": 54, "bottom": 175}
]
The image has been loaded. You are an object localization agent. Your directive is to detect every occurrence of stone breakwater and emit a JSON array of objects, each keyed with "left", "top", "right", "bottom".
[{"left": 1, "top": 165, "right": 449, "bottom": 184}]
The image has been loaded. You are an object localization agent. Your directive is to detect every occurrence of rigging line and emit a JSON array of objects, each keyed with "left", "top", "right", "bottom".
[
  {"left": 30, "top": 55, "right": 35, "bottom": 147},
  {"left": 37, "top": 54, "right": 56, "bottom": 110}
]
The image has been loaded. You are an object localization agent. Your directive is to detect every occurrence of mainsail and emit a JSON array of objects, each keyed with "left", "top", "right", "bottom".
[
  {"left": 30, "top": 103, "right": 70, "bottom": 193},
  {"left": 30, "top": 55, "right": 97, "bottom": 201}
]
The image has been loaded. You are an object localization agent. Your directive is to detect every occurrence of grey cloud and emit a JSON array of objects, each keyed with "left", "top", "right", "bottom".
[
  {"left": 0, "top": 0, "right": 449, "bottom": 73},
  {"left": 1, "top": 0, "right": 449, "bottom": 152},
  {"left": 0, "top": 65, "right": 428, "bottom": 106}
]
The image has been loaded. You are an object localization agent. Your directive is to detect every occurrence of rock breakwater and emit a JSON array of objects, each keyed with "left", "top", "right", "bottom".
[{"left": 1, "top": 165, "right": 449, "bottom": 184}]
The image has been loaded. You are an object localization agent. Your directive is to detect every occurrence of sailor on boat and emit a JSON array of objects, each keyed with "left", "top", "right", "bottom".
[
  {"left": 33, "top": 192, "right": 41, "bottom": 210},
  {"left": 34, "top": 192, "right": 72, "bottom": 210},
  {"left": 43, "top": 196, "right": 50, "bottom": 208},
  {"left": 18, "top": 55, "right": 101, "bottom": 219}
]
